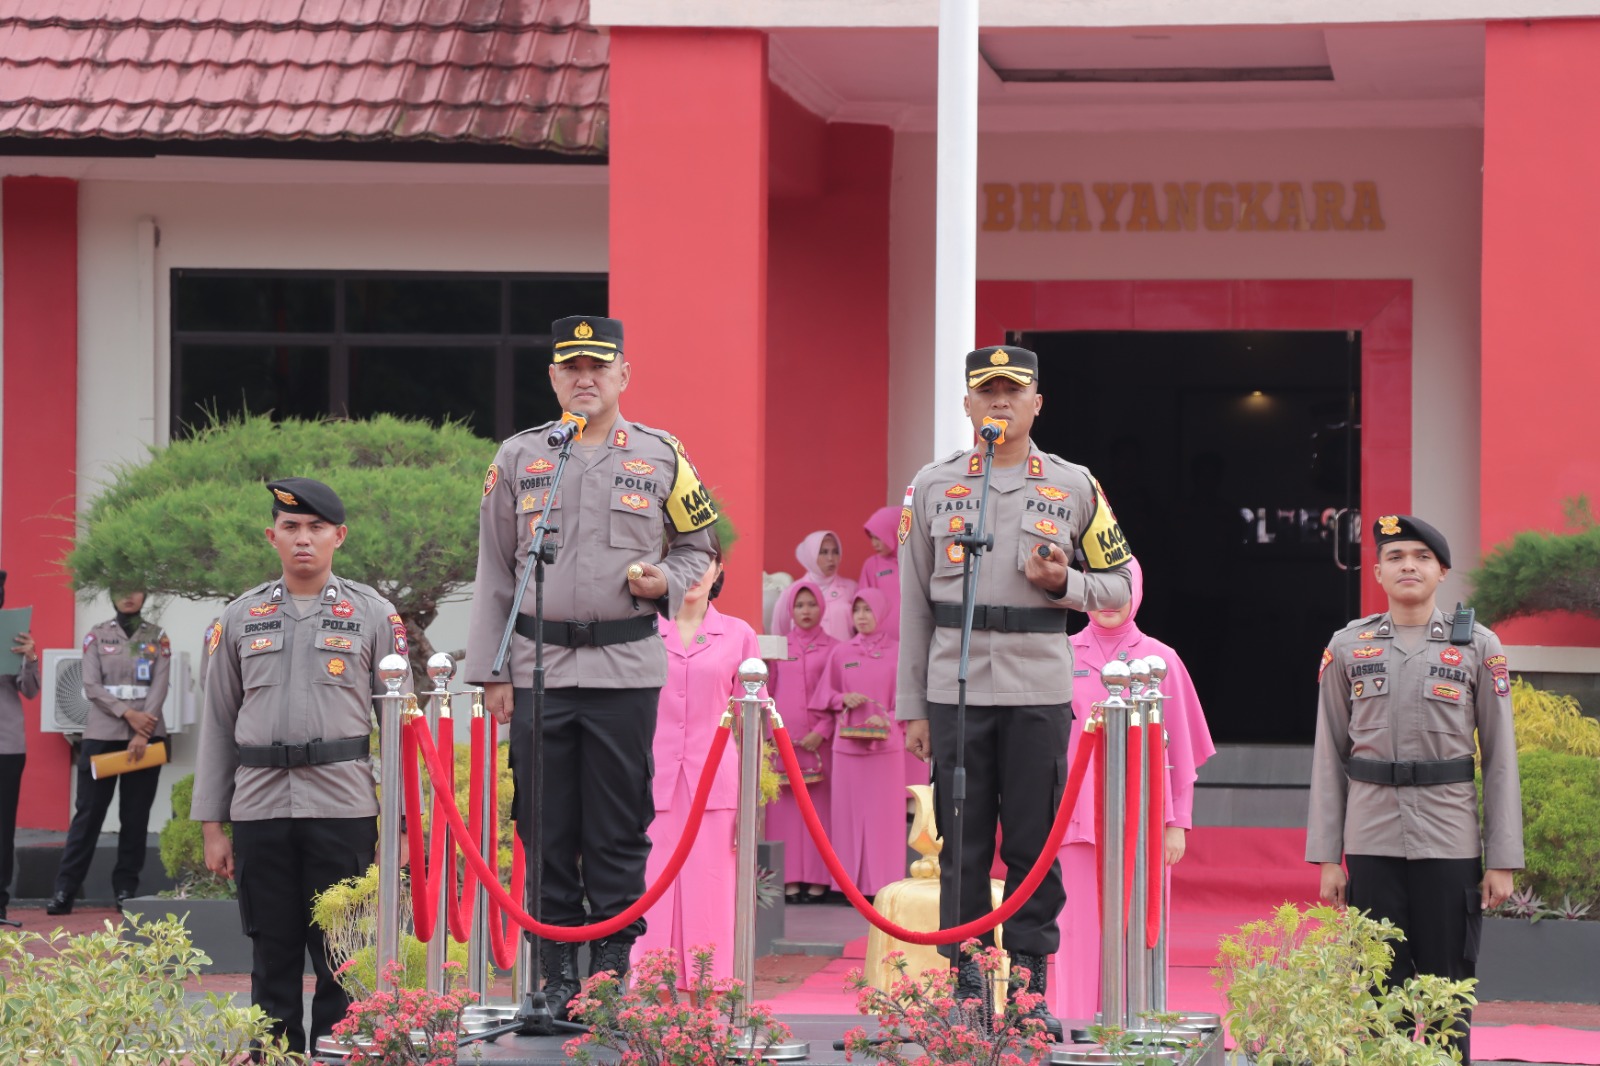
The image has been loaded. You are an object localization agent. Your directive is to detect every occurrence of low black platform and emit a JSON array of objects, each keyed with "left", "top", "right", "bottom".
[{"left": 9, "top": 829, "right": 173, "bottom": 904}]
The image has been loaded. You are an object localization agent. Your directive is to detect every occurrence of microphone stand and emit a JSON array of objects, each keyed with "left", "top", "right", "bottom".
[
  {"left": 489, "top": 424, "right": 581, "bottom": 1037},
  {"left": 949, "top": 430, "right": 1001, "bottom": 957}
]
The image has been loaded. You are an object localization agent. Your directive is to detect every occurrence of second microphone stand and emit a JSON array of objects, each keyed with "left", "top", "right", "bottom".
[{"left": 489, "top": 424, "right": 581, "bottom": 1037}]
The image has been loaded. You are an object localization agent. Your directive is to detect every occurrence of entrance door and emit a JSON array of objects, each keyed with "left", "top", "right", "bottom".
[{"left": 1018, "top": 329, "right": 1361, "bottom": 743}]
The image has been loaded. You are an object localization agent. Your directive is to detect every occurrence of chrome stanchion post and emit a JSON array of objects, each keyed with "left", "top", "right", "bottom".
[
  {"left": 374, "top": 654, "right": 410, "bottom": 989},
  {"left": 1143, "top": 654, "right": 1170, "bottom": 1013},
  {"left": 1098, "top": 660, "right": 1131, "bottom": 1029},
  {"left": 1126, "top": 658, "right": 1152, "bottom": 1024},
  {"left": 461, "top": 685, "right": 491, "bottom": 1001},
  {"left": 424, "top": 653, "right": 455, "bottom": 995}
]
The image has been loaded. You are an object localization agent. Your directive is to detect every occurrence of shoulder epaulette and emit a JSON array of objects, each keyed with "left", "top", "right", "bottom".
[
  {"left": 502, "top": 421, "right": 556, "bottom": 445},
  {"left": 225, "top": 581, "right": 275, "bottom": 608}
]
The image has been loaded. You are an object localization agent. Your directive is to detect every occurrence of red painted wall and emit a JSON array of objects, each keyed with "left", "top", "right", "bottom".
[
  {"left": 609, "top": 28, "right": 769, "bottom": 627},
  {"left": 3, "top": 177, "right": 78, "bottom": 830},
  {"left": 765, "top": 100, "right": 894, "bottom": 591},
  {"left": 1481, "top": 20, "right": 1600, "bottom": 646}
]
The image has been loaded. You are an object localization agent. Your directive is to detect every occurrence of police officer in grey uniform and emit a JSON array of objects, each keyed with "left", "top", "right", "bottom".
[
  {"left": 0, "top": 571, "right": 40, "bottom": 922},
  {"left": 898, "top": 345, "right": 1132, "bottom": 1030},
  {"left": 46, "top": 589, "right": 170, "bottom": 915},
  {"left": 1307, "top": 514, "right": 1522, "bottom": 1063},
  {"left": 466, "top": 315, "right": 718, "bottom": 1017},
  {"left": 193, "top": 478, "right": 411, "bottom": 1056}
]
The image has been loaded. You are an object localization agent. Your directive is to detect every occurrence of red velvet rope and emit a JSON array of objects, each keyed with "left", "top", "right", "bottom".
[
  {"left": 483, "top": 715, "right": 526, "bottom": 969},
  {"left": 405, "top": 713, "right": 731, "bottom": 943},
  {"left": 441, "top": 716, "right": 472, "bottom": 942},
  {"left": 402, "top": 717, "right": 441, "bottom": 941},
  {"left": 1146, "top": 721, "right": 1165, "bottom": 950},
  {"left": 771, "top": 724, "right": 1096, "bottom": 946}
]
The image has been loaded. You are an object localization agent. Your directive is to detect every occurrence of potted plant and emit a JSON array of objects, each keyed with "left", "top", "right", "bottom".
[
  {"left": 840, "top": 941, "right": 1056, "bottom": 1065},
  {"left": 563, "top": 945, "right": 792, "bottom": 1064},
  {"left": 124, "top": 773, "right": 254, "bottom": 973},
  {"left": 1213, "top": 903, "right": 1474, "bottom": 1065}
]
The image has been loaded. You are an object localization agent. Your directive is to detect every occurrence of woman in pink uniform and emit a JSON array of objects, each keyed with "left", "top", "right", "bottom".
[
  {"left": 636, "top": 537, "right": 761, "bottom": 984},
  {"left": 816, "top": 588, "right": 904, "bottom": 897},
  {"left": 765, "top": 580, "right": 839, "bottom": 904},
  {"left": 770, "top": 530, "right": 857, "bottom": 643},
  {"left": 1048, "top": 557, "right": 1215, "bottom": 1022},
  {"left": 855, "top": 505, "right": 902, "bottom": 635}
]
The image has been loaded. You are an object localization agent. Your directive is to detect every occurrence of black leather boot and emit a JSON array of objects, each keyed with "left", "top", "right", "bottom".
[
  {"left": 950, "top": 956, "right": 989, "bottom": 1025},
  {"left": 45, "top": 890, "right": 73, "bottom": 916},
  {"left": 589, "top": 937, "right": 633, "bottom": 985},
  {"left": 539, "top": 941, "right": 582, "bottom": 1021},
  {"left": 1009, "top": 952, "right": 1063, "bottom": 1040}
]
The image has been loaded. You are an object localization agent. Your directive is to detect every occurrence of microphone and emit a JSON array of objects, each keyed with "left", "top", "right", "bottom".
[
  {"left": 546, "top": 411, "right": 588, "bottom": 447},
  {"left": 979, "top": 417, "right": 1008, "bottom": 445}
]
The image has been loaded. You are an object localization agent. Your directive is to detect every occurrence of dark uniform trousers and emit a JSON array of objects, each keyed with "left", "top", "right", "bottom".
[
  {"left": 511, "top": 686, "right": 658, "bottom": 938},
  {"left": 0, "top": 752, "right": 24, "bottom": 909},
  {"left": 1347, "top": 854, "right": 1482, "bottom": 1062},
  {"left": 54, "top": 737, "right": 164, "bottom": 897},
  {"left": 233, "top": 816, "right": 377, "bottom": 1055},
  {"left": 929, "top": 701, "right": 1071, "bottom": 961}
]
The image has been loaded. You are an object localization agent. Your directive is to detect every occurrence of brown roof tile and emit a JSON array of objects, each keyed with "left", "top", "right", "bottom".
[{"left": 0, "top": 0, "right": 607, "bottom": 152}]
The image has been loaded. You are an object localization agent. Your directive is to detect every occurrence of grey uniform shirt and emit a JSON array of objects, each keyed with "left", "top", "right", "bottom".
[
  {"left": 465, "top": 415, "right": 718, "bottom": 690},
  {"left": 897, "top": 444, "right": 1133, "bottom": 720},
  {"left": 1306, "top": 609, "right": 1524, "bottom": 868},
  {"left": 0, "top": 654, "right": 41, "bottom": 754},
  {"left": 192, "top": 575, "right": 410, "bottom": 823},
  {"left": 80, "top": 618, "right": 171, "bottom": 742}
]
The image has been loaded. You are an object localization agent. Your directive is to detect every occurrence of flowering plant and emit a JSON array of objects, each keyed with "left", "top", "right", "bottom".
[
  {"left": 1088, "top": 1011, "right": 1207, "bottom": 1065},
  {"left": 330, "top": 958, "right": 479, "bottom": 1066},
  {"left": 841, "top": 941, "right": 1054, "bottom": 1065},
  {"left": 564, "top": 945, "right": 792, "bottom": 1065}
]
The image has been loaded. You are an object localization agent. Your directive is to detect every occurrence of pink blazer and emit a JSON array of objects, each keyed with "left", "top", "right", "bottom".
[{"left": 654, "top": 605, "right": 762, "bottom": 811}]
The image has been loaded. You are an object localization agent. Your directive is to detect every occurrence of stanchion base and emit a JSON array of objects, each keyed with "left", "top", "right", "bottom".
[
  {"left": 514, "top": 991, "right": 557, "bottom": 1036},
  {"left": 462, "top": 1005, "right": 523, "bottom": 1034},
  {"left": 724, "top": 1035, "right": 811, "bottom": 1061}
]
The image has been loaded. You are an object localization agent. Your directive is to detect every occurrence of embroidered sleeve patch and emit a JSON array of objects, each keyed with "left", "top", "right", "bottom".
[
  {"left": 482, "top": 463, "right": 499, "bottom": 496},
  {"left": 1318, "top": 647, "right": 1333, "bottom": 681},
  {"left": 1079, "top": 477, "right": 1131, "bottom": 571},
  {"left": 662, "top": 435, "right": 718, "bottom": 533},
  {"left": 205, "top": 620, "right": 222, "bottom": 656}
]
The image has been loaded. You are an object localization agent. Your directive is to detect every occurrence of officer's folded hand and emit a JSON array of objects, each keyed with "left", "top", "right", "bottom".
[
  {"left": 905, "top": 720, "right": 931, "bottom": 762},
  {"left": 627, "top": 562, "right": 668, "bottom": 601},
  {"left": 1024, "top": 543, "right": 1070, "bottom": 596},
  {"left": 483, "top": 682, "right": 514, "bottom": 725}
]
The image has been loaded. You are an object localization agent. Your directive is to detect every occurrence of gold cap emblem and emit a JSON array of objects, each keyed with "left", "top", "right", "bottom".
[
  {"left": 273, "top": 488, "right": 298, "bottom": 505},
  {"left": 574, "top": 320, "right": 594, "bottom": 340},
  {"left": 990, "top": 350, "right": 1010, "bottom": 366},
  {"left": 1378, "top": 515, "right": 1401, "bottom": 535}
]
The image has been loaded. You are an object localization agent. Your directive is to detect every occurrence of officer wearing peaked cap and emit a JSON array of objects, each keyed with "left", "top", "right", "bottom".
[
  {"left": 192, "top": 478, "right": 412, "bottom": 1055},
  {"left": 898, "top": 344, "right": 1133, "bottom": 1035},
  {"left": 1307, "top": 514, "right": 1523, "bottom": 1062},
  {"left": 465, "top": 315, "right": 718, "bottom": 1018}
]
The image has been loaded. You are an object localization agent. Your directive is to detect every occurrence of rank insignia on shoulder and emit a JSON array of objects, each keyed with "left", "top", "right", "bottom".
[
  {"left": 327, "top": 657, "right": 347, "bottom": 677},
  {"left": 205, "top": 621, "right": 222, "bottom": 656},
  {"left": 1440, "top": 647, "right": 1463, "bottom": 666},
  {"left": 482, "top": 463, "right": 499, "bottom": 496},
  {"left": 249, "top": 603, "right": 278, "bottom": 617},
  {"left": 1027, "top": 456, "right": 1044, "bottom": 478},
  {"left": 1318, "top": 647, "right": 1332, "bottom": 681},
  {"left": 1035, "top": 519, "right": 1060, "bottom": 536},
  {"left": 946, "top": 542, "right": 965, "bottom": 564},
  {"left": 620, "top": 493, "right": 650, "bottom": 511},
  {"left": 623, "top": 459, "right": 656, "bottom": 475},
  {"left": 525, "top": 458, "right": 553, "bottom": 474},
  {"left": 967, "top": 454, "right": 983, "bottom": 475},
  {"left": 1353, "top": 646, "right": 1383, "bottom": 659},
  {"left": 1035, "top": 485, "right": 1069, "bottom": 502},
  {"left": 613, "top": 429, "right": 628, "bottom": 448},
  {"left": 332, "top": 600, "right": 354, "bottom": 618},
  {"left": 945, "top": 484, "right": 971, "bottom": 499}
]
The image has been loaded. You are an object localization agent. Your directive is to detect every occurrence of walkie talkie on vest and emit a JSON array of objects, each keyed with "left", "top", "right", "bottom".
[{"left": 1450, "top": 601, "right": 1475, "bottom": 645}]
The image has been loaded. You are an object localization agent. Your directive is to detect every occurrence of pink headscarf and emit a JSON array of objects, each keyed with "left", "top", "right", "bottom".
[
  {"left": 783, "top": 580, "right": 829, "bottom": 657},
  {"left": 1065, "top": 558, "right": 1215, "bottom": 843},
  {"left": 862, "top": 506, "right": 901, "bottom": 552},
  {"left": 848, "top": 588, "right": 895, "bottom": 656},
  {"left": 771, "top": 530, "right": 858, "bottom": 641},
  {"left": 856, "top": 506, "right": 903, "bottom": 634}
]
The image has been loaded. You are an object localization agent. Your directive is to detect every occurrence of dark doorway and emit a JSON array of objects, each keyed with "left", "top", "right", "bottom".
[{"left": 1018, "top": 330, "right": 1362, "bottom": 743}]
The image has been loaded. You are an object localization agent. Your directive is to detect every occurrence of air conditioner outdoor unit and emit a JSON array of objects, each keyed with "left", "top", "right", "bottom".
[{"left": 40, "top": 649, "right": 194, "bottom": 735}]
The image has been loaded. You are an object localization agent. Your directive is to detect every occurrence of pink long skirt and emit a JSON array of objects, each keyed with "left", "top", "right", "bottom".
[
  {"left": 829, "top": 747, "right": 907, "bottom": 897},
  {"left": 766, "top": 739, "right": 833, "bottom": 886},
  {"left": 635, "top": 775, "right": 736, "bottom": 986}
]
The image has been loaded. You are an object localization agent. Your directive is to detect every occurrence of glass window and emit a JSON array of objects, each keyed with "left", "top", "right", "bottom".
[
  {"left": 512, "top": 347, "right": 563, "bottom": 431},
  {"left": 509, "top": 278, "right": 609, "bottom": 336},
  {"left": 345, "top": 277, "right": 501, "bottom": 335},
  {"left": 348, "top": 346, "right": 499, "bottom": 438},
  {"left": 173, "top": 275, "right": 335, "bottom": 333},
  {"left": 173, "top": 344, "right": 330, "bottom": 432}
]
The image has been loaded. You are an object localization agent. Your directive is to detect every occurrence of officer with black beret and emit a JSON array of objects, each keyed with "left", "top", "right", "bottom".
[
  {"left": 1307, "top": 514, "right": 1524, "bottom": 1061},
  {"left": 193, "top": 477, "right": 412, "bottom": 1055}
]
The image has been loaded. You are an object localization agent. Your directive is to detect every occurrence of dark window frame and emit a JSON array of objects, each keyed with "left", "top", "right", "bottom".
[{"left": 170, "top": 268, "right": 606, "bottom": 440}]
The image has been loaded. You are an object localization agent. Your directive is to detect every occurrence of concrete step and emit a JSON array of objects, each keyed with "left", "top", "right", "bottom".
[{"left": 9, "top": 829, "right": 173, "bottom": 904}]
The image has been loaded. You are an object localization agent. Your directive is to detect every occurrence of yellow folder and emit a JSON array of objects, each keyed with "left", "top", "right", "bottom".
[{"left": 89, "top": 740, "right": 167, "bottom": 780}]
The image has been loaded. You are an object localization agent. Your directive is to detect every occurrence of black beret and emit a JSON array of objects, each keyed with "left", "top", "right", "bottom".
[
  {"left": 967, "top": 345, "right": 1038, "bottom": 389},
  {"left": 267, "top": 478, "right": 346, "bottom": 525},
  {"left": 1372, "top": 514, "right": 1450, "bottom": 569},
  {"left": 552, "top": 315, "right": 623, "bottom": 363}
]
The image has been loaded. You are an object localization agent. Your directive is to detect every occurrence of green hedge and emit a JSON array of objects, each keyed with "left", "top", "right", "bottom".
[{"left": 1516, "top": 748, "right": 1600, "bottom": 906}]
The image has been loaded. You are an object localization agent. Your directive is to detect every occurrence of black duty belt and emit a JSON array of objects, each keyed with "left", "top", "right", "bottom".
[
  {"left": 239, "top": 736, "right": 371, "bottom": 769},
  {"left": 514, "top": 613, "right": 659, "bottom": 649},
  {"left": 1347, "top": 756, "right": 1476, "bottom": 787},
  {"left": 932, "top": 603, "right": 1068, "bottom": 634}
]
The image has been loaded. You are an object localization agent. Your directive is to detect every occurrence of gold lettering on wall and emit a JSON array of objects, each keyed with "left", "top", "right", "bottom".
[{"left": 980, "top": 181, "right": 1385, "bottom": 233}]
